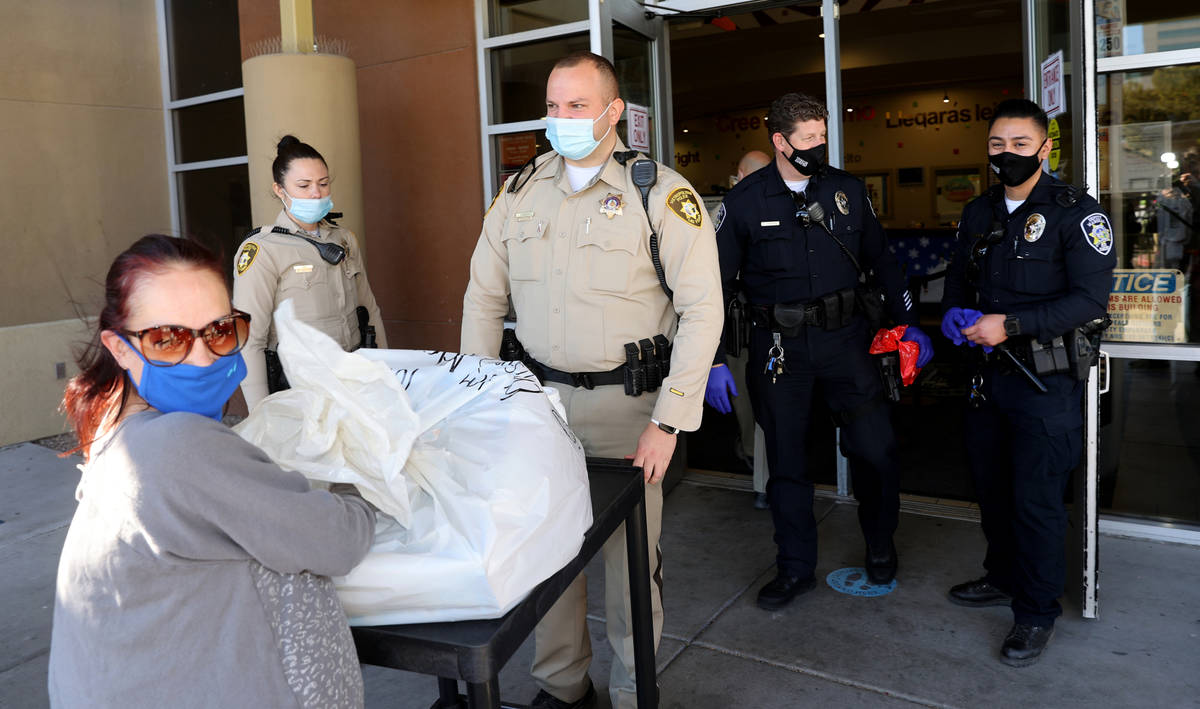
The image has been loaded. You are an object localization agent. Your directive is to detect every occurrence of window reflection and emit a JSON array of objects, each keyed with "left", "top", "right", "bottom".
[{"left": 1098, "top": 65, "right": 1200, "bottom": 344}]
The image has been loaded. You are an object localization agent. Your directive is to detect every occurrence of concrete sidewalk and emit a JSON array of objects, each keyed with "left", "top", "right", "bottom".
[{"left": 2, "top": 440, "right": 1198, "bottom": 708}]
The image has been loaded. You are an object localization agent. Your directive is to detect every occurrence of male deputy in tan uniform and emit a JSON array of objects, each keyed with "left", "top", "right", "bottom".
[
  {"left": 461, "top": 51, "right": 722, "bottom": 709},
  {"left": 233, "top": 210, "right": 387, "bottom": 408}
]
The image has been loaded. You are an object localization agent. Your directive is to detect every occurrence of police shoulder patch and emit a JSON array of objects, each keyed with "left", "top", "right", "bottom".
[
  {"left": 1080, "top": 213, "right": 1113, "bottom": 255},
  {"left": 236, "top": 242, "right": 259, "bottom": 275},
  {"left": 714, "top": 202, "right": 727, "bottom": 232},
  {"left": 666, "top": 187, "right": 703, "bottom": 228}
]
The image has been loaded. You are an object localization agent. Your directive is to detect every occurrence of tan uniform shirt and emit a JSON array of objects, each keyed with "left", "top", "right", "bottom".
[
  {"left": 462, "top": 140, "right": 723, "bottom": 431},
  {"left": 233, "top": 210, "right": 387, "bottom": 409}
]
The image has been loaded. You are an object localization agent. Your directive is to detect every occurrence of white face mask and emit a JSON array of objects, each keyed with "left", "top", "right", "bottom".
[
  {"left": 545, "top": 100, "right": 615, "bottom": 160},
  {"left": 279, "top": 189, "right": 333, "bottom": 224}
]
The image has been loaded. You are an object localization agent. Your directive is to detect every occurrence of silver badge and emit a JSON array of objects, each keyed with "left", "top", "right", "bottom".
[
  {"left": 835, "top": 190, "right": 850, "bottom": 215},
  {"left": 1024, "top": 213, "right": 1046, "bottom": 242}
]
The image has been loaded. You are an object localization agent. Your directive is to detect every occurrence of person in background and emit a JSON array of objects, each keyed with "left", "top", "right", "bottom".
[
  {"left": 461, "top": 51, "right": 723, "bottom": 709},
  {"left": 708, "top": 149, "right": 773, "bottom": 509},
  {"left": 941, "top": 99, "right": 1116, "bottom": 666},
  {"left": 712, "top": 92, "right": 934, "bottom": 611},
  {"left": 50, "top": 234, "right": 376, "bottom": 708},
  {"left": 233, "top": 135, "right": 387, "bottom": 410}
]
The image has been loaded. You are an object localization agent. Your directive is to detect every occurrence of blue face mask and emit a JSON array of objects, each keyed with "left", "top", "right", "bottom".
[
  {"left": 119, "top": 336, "right": 247, "bottom": 421},
  {"left": 282, "top": 190, "right": 334, "bottom": 224},
  {"left": 545, "top": 100, "right": 615, "bottom": 160}
]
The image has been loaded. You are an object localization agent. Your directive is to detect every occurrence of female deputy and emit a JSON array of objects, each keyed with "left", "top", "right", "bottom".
[
  {"left": 233, "top": 135, "right": 387, "bottom": 409},
  {"left": 50, "top": 235, "right": 376, "bottom": 708}
]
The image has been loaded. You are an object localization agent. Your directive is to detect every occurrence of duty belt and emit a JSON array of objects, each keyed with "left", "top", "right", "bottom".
[
  {"left": 527, "top": 359, "right": 626, "bottom": 390},
  {"left": 502, "top": 328, "right": 670, "bottom": 395},
  {"left": 748, "top": 287, "right": 857, "bottom": 336}
]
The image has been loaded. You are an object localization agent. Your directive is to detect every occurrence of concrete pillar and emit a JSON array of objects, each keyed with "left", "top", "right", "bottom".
[{"left": 242, "top": 53, "right": 366, "bottom": 249}]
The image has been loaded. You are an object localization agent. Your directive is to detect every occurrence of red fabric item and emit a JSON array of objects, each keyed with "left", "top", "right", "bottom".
[{"left": 869, "top": 326, "right": 921, "bottom": 386}]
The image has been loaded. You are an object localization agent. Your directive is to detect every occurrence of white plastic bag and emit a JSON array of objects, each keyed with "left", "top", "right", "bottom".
[{"left": 236, "top": 301, "right": 592, "bottom": 625}]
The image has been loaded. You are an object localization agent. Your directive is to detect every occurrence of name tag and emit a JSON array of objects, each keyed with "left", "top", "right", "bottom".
[
  {"left": 760, "top": 220, "right": 780, "bottom": 227},
  {"left": 293, "top": 264, "right": 314, "bottom": 273},
  {"left": 515, "top": 211, "right": 536, "bottom": 222}
]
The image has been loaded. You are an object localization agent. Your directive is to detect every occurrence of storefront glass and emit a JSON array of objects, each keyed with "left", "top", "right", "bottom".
[
  {"left": 1096, "top": 2, "right": 1200, "bottom": 59},
  {"left": 171, "top": 97, "right": 247, "bottom": 164},
  {"left": 164, "top": 0, "right": 242, "bottom": 100},
  {"left": 489, "top": 34, "right": 591, "bottom": 124},
  {"left": 613, "top": 23, "right": 654, "bottom": 157},
  {"left": 487, "top": 0, "right": 587, "bottom": 38},
  {"left": 1097, "top": 64, "right": 1200, "bottom": 344},
  {"left": 176, "top": 165, "right": 252, "bottom": 276},
  {"left": 1099, "top": 357, "right": 1200, "bottom": 525}
]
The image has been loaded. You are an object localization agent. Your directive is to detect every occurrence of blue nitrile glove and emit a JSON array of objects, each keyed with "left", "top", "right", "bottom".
[
  {"left": 961, "top": 308, "right": 993, "bottom": 354},
  {"left": 941, "top": 307, "right": 970, "bottom": 345},
  {"left": 705, "top": 364, "right": 738, "bottom": 414},
  {"left": 902, "top": 325, "right": 934, "bottom": 369}
]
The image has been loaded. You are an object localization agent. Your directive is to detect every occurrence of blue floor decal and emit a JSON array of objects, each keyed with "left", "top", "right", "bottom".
[{"left": 826, "top": 567, "right": 896, "bottom": 597}]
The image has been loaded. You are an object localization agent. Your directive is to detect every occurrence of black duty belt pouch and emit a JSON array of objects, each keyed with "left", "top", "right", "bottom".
[
  {"left": 772, "top": 303, "right": 810, "bottom": 332},
  {"left": 724, "top": 299, "right": 746, "bottom": 357},
  {"left": 265, "top": 349, "right": 290, "bottom": 394},
  {"left": 855, "top": 283, "right": 886, "bottom": 331},
  {"left": 1030, "top": 337, "right": 1071, "bottom": 377},
  {"left": 821, "top": 288, "right": 857, "bottom": 330}
]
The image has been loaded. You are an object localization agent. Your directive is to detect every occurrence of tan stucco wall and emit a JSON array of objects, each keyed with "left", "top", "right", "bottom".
[
  {"left": 0, "top": 0, "right": 170, "bottom": 445},
  {"left": 0, "top": 319, "right": 96, "bottom": 445}
]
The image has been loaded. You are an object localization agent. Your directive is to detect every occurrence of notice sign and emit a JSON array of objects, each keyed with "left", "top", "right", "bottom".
[
  {"left": 1041, "top": 51, "right": 1065, "bottom": 118},
  {"left": 627, "top": 102, "right": 651, "bottom": 153},
  {"left": 1107, "top": 269, "right": 1187, "bottom": 343}
]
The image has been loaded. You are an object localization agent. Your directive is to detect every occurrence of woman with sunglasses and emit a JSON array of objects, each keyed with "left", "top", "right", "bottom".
[
  {"left": 50, "top": 235, "right": 376, "bottom": 708},
  {"left": 233, "top": 134, "right": 387, "bottom": 410}
]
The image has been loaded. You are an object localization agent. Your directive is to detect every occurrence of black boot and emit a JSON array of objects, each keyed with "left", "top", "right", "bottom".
[
  {"left": 865, "top": 539, "right": 897, "bottom": 585},
  {"left": 756, "top": 572, "right": 817, "bottom": 610},
  {"left": 948, "top": 577, "right": 1012, "bottom": 607},
  {"left": 1000, "top": 623, "right": 1054, "bottom": 667}
]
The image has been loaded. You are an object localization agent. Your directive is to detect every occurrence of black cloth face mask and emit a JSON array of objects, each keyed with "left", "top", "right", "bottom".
[
  {"left": 988, "top": 139, "right": 1047, "bottom": 187},
  {"left": 782, "top": 137, "right": 827, "bottom": 177}
]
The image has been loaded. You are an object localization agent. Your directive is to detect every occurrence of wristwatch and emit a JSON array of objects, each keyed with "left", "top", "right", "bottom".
[
  {"left": 1003, "top": 314, "right": 1022, "bottom": 337},
  {"left": 652, "top": 418, "right": 679, "bottom": 435}
]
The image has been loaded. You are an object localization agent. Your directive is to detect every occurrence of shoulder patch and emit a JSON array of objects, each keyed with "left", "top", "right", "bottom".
[
  {"left": 1081, "top": 213, "right": 1113, "bottom": 255},
  {"left": 236, "top": 242, "right": 259, "bottom": 275},
  {"left": 713, "top": 202, "right": 727, "bottom": 232},
  {"left": 666, "top": 187, "right": 703, "bottom": 228}
]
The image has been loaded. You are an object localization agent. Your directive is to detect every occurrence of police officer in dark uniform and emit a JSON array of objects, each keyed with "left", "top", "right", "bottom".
[
  {"left": 708, "top": 92, "right": 933, "bottom": 610},
  {"left": 941, "top": 99, "right": 1115, "bottom": 666}
]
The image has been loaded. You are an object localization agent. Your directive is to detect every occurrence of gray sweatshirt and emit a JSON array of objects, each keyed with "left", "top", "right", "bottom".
[{"left": 48, "top": 410, "right": 376, "bottom": 708}]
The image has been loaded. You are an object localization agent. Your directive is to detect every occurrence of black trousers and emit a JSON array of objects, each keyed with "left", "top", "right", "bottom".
[
  {"left": 966, "top": 368, "right": 1083, "bottom": 626},
  {"left": 746, "top": 320, "right": 900, "bottom": 578}
]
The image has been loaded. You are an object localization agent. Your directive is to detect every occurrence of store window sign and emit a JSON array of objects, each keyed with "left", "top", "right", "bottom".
[
  {"left": 1041, "top": 51, "right": 1065, "bottom": 119},
  {"left": 1096, "top": 0, "right": 1123, "bottom": 57},
  {"left": 500, "top": 133, "right": 538, "bottom": 167},
  {"left": 1047, "top": 118, "right": 1061, "bottom": 172},
  {"left": 627, "top": 103, "right": 650, "bottom": 153},
  {"left": 1107, "top": 269, "right": 1187, "bottom": 343}
]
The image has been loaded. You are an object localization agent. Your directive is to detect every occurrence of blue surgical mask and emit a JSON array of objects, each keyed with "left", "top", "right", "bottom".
[
  {"left": 282, "top": 190, "right": 334, "bottom": 224},
  {"left": 120, "top": 336, "right": 247, "bottom": 421},
  {"left": 545, "top": 100, "right": 615, "bottom": 160}
]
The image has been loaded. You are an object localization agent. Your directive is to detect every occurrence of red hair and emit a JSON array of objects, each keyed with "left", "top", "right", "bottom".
[{"left": 61, "top": 235, "right": 225, "bottom": 459}]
